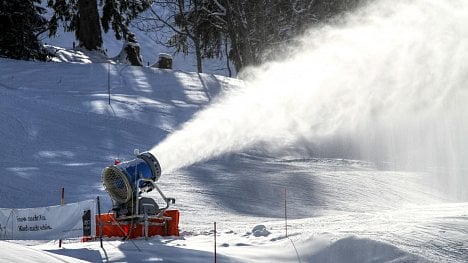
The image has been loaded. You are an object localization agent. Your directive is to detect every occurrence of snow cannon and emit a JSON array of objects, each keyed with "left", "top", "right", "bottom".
[
  {"left": 102, "top": 151, "right": 175, "bottom": 219},
  {"left": 98, "top": 151, "right": 179, "bottom": 239},
  {"left": 102, "top": 152, "right": 161, "bottom": 204}
]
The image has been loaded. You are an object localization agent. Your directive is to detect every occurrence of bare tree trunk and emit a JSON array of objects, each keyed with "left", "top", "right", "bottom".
[
  {"left": 237, "top": 5, "right": 255, "bottom": 68},
  {"left": 224, "top": 35, "right": 232, "bottom": 77},
  {"left": 193, "top": 0, "right": 203, "bottom": 73},
  {"left": 225, "top": 0, "right": 243, "bottom": 72},
  {"left": 78, "top": 0, "right": 102, "bottom": 50},
  {"left": 194, "top": 37, "right": 203, "bottom": 73}
]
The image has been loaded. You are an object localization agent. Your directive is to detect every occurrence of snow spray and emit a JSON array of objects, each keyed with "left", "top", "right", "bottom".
[{"left": 151, "top": 0, "right": 468, "bottom": 196}]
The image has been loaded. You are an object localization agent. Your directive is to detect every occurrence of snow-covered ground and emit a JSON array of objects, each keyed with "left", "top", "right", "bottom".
[
  {"left": 1, "top": 58, "right": 467, "bottom": 262},
  {"left": 44, "top": 26, "right": 231, "bottom": 76},
  {"left": 2, "top": 0, "right": 468, "bottom": 261}
]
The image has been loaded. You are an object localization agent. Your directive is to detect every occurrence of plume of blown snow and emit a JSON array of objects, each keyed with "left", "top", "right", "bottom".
[{"left": 151, "top": 0, "right": 468, "bottom": 196}]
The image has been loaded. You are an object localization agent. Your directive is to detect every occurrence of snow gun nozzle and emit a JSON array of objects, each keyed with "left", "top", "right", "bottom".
[{"left": 101, "top": 152, "right": 161, "bottom": 204}]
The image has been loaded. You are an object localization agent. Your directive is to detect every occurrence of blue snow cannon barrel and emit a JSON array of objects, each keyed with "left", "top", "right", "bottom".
[{"left": 102, "top": 152, "right": 161, "bottom": 204}]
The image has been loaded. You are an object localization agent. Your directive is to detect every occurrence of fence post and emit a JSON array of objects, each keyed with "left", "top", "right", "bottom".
[
  {"left": 59, "top": 187, "right": 64, "bottom": 248},
  {"left": 214, "top": 222, "right": 217, "bottom": 263},
  {"left": 285, "top": 187, "right": 288, "bottom": 238},
  {"left": 108, "top": 63, "right": 111, "bottom": 105},
  {"left": 97, "top": 196, "right": 103, "bottom": 248}
]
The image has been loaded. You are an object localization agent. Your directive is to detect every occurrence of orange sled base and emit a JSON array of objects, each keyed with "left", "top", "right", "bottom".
[{"left": 94, "top": 210, "right": 180, "bottom": 239}]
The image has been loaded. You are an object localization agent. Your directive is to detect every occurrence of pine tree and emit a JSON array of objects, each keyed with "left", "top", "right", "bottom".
[
  {"left": 205, "top": 0, "right": 367, "bottom": 72},
  {"left": 48, "top": 0, "right": 154, "bottom": 51},
  {"left": 78, "top": 0, "right": 102, "bottom": 50},
  {"left": 0, "top": 0, "right": 49, "bottom": 61},
  {"left": 139, "top": 0, "right": 226, "bottom": 73},
  {"left": 101, "top": 0, "right": 154, "bottom": 41},
  {"left": 48, "top": 0, "right": 102, "bottom": 50},
  {"left": 168, "top": 0, "right": 224, "bottom": 73}
]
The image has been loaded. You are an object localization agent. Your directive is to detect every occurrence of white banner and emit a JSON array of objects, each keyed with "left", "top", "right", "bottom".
[{"left": 0, "top": 199, "right": 95, "bottom": 240}]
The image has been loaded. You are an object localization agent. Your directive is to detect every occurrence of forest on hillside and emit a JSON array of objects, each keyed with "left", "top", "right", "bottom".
[{"left": 0, "top": 0, "right": 367, "bottom": 74}]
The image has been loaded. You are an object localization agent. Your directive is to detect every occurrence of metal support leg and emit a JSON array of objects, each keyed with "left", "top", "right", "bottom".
[{"left": 144, "top": 213, "right": 149, "bottom": 241}]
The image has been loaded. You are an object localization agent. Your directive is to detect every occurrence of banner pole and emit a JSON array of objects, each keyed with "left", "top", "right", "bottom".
[
  {"left": 97, "top": 196, "right": 103, "bottom": 248},
  {"left": 59, "top": 187, "right": 64, "bottom": 248},
  {"left": 9, "top": 209, "right": 15, "bottom": 239}
]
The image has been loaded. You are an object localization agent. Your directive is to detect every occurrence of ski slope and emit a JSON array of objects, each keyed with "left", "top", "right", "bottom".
[
  {"left": 1, "top": 57, "right": 467, "bottom": 262},
  {"left": 2, "top": 0, "right": 468, "bottom": 260}
]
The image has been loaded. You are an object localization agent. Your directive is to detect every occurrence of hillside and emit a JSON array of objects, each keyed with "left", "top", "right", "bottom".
[
  {"left": 0, "top": 57, "right": 238, "bottom": 208},
  {"left": 1, "top": 57, "right": 467, "bottom": 262},
  {"left": 2, "top": 0, "right": 468, "bottom": 261}
]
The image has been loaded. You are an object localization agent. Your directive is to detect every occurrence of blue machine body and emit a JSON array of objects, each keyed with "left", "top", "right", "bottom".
[
  {"left": 117, "top": 158, "right": 154, "bottom": 188},
  {"left": 102, "top": 152, "right": 161, "bottom": 204}
]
